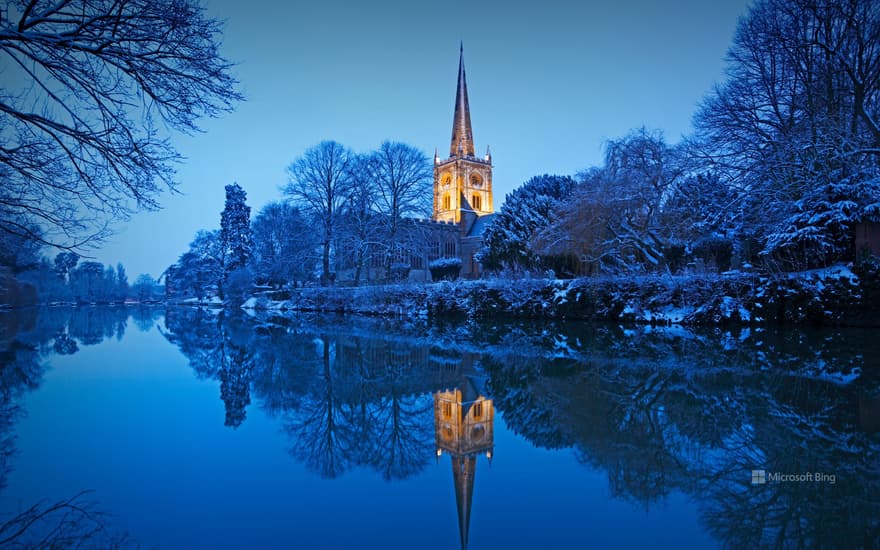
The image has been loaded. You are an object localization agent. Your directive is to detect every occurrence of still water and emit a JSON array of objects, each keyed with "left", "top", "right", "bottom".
[{"left": 0, "top": 306, "right": 877, "bottom": 548}]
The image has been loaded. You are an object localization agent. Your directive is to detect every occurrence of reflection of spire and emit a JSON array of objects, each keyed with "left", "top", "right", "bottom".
[
  {"left": 434, "top": 374, "right": 493, "bottom": 550},
  {"left": 452, "top": 455, "right": 476, "bottom": 550}
]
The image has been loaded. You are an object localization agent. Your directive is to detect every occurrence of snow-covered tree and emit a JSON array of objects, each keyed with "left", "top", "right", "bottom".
[
  {"left": 532, "top": 130, "right": 688, "bottom": 274},
  {"left": 220, "top": 183, "right": 253, "bottom": 274},
  {"left": 694, "top": 0, "right": 880, "bottom": 269},
  {"left": 479, "top": 174, "right": 576, "bottom": 273},
  {"left": 166, "top": 230, "right": 223, "bottom": 300}
]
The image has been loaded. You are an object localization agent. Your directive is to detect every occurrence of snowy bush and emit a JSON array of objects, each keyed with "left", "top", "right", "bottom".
[{"left": 429, "top": 258, "right": 462, "bottom": 281}]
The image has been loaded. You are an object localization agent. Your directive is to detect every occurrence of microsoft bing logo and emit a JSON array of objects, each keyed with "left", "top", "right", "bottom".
[{"left": 751, "top": 470, "right": 766, "bottom": 484}]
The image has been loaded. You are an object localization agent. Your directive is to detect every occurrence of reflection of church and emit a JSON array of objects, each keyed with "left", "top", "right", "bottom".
[{"left": 434, "top": 376, "right": 494, "bottom": 550}]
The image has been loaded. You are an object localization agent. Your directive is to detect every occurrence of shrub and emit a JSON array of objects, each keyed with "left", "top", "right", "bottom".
[{"left": 429, "top": 257, "right": 462, "bottom": 281}]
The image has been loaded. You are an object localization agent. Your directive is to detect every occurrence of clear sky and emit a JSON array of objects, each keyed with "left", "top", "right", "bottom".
[{"left": 97, "top": 0, "right": 753, "bottom": 279}]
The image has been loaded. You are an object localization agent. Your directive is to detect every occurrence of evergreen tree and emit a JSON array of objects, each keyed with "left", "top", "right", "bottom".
[
  {"left": 479, "top": 174, "right": 576, "bottom": 272},
  {"left": 219, "top": 183, "right": 253, "bottom": 286}
]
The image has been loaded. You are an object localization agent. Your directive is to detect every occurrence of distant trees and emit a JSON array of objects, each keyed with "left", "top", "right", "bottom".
[
  {"left": 0, "top": 0, "right": 241, "bottom": 250},
  {"left": 285, "top": 141, "right": 354, "bottom": 285},
  {"left": 53, "top": 253, "right": 79, "bottom": 283},
  {"left": 131, "top": 274, "right": 160, "bottom": 302},
  {"left": 16, "top": 252, "right": 146, "bottom": 304},
  {"left": 282, "top": 140, "right": 434, "bottom": 285}
]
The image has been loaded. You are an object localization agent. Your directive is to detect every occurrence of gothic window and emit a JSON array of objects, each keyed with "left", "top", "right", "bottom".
[
  {"left": 472, "top": 194, "right": 481, "bottom": 210},
  {"left": 474, "top": 401, "right": 483, "bottom": 419},
  {"left": 443, "top": 401, "right": 452, "bottom": 419},
  {"left": 442, "top": 173, "right": 452, "bottom": 187},
  {"left": 470, "top": 174, "right": 482, "bottom": 187},
  {"left": 442, "top": 193, "right": 451, "bottom": 210},
  {"left": 444, "top": 240, "right": 456, "bottom": 257},
  {"left": 430, "top": 241, "right": 440, "bottom": 261}
]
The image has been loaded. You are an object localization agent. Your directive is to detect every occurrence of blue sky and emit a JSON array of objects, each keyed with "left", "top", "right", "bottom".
[{"left": 97, "top": 0, "right": 752, "bottom": 278}]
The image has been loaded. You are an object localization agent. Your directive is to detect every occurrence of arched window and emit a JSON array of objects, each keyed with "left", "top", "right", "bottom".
[
  {"left": 442, "top": 193, "right": 451, "bottom": 210},
  {"left": 472, "top": 194, "right": 481, "bottom": 210}
]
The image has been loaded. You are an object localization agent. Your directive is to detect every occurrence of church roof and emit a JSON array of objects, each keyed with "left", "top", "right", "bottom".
[
  {"left": 450, "top": 44, "right": 475, "bottom": 157},
  {"left": 466, "top": 213, "right": 496, "bottom": 238}
]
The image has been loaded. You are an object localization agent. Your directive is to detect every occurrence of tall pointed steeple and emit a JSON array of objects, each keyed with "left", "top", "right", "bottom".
[{"left": 450, "top": 43, "right": 475, "bottom": 157}]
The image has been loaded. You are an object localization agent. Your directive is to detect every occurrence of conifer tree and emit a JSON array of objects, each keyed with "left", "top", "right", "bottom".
[{"left": 219, "top": 183, "right": 253, "bottom": 288}]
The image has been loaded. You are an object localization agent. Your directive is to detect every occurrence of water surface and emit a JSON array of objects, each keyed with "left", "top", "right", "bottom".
[{"left": 0, "top": 307, "right": 877, "bottom": 548}]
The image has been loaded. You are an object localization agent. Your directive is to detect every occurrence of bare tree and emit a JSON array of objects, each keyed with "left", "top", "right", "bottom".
[
  {"left": 0, "top": 0, "right": 242, "bottom": 249},
  {"left": 251, "top": 201, "right": 316, "bottom": 287},
  {"left": 368, "top": 141, "right": 432, "bottom": 275},
  {"left": 285, "top": 141, "right": 353, "bottom": 285},
  {"left": 338, "top": 154, "right": 382, "bottom": 286}
]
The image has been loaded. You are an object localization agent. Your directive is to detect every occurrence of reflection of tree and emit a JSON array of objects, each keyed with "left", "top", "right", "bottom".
[
  {"left": 164, "top": 310, "right": 439, "bottom": 480},
  {"left": 164, "top": 308, "right": 880, "bottom": 546},
  {"left": 481, "top": 322, "right": 880, "bottom": 546},
  {"left": 285, "top": 338, "right": 352, "bottom": 478},
  {"left": 282, "top": 337, "right": 433, "bottom": 480},
  {"left": 164, "top": 308, "right": 255, "bottom": 428},
  {"left": 131, "top": 307, "right": 161, "bottom": 332},
  {"left": 218, "top": 340, "right": 251, "bottom": 429},
  {"left": 0, "top": 310, "right": 48, "bottom": 491},
  {"left": 0, "top": 491, "right": 136, "bottom": 548},
  {"left": 67, "top": 307, "right": 129, "bottom": 346}
]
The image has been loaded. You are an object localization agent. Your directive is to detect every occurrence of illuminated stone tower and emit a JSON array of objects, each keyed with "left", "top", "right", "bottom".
[
  {"left": 434, "top": 378, "right": 494, "bottom": 550},
  {"left": 433, "top": 45, "right": 494, "bottom": 225}
]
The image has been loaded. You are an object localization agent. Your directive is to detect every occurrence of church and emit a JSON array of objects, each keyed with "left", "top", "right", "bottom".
[
  {"left": 336, "top": 46, "right": 496, "bottom": 282},
  {"left": 429, "top": 44, "right": 496, "bottom": 279}
]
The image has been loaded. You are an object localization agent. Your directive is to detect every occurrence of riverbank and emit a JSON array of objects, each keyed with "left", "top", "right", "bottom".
[{"left": 243, "top": 264, "right": 880, "bottom": 327}]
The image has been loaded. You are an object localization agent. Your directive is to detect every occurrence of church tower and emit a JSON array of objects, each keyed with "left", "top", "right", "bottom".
[{"left": 433, "top": 45, "right": 494, "bottom": 225}]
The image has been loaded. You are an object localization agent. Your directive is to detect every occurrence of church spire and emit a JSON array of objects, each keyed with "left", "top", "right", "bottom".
[{"left": 450, "top": 43, "right": 475, "bottom": 157}]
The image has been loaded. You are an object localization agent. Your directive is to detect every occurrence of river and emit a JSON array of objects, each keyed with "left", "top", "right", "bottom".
[{"left": 0, "top": 306, "right": 877, "bottom": 548}]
